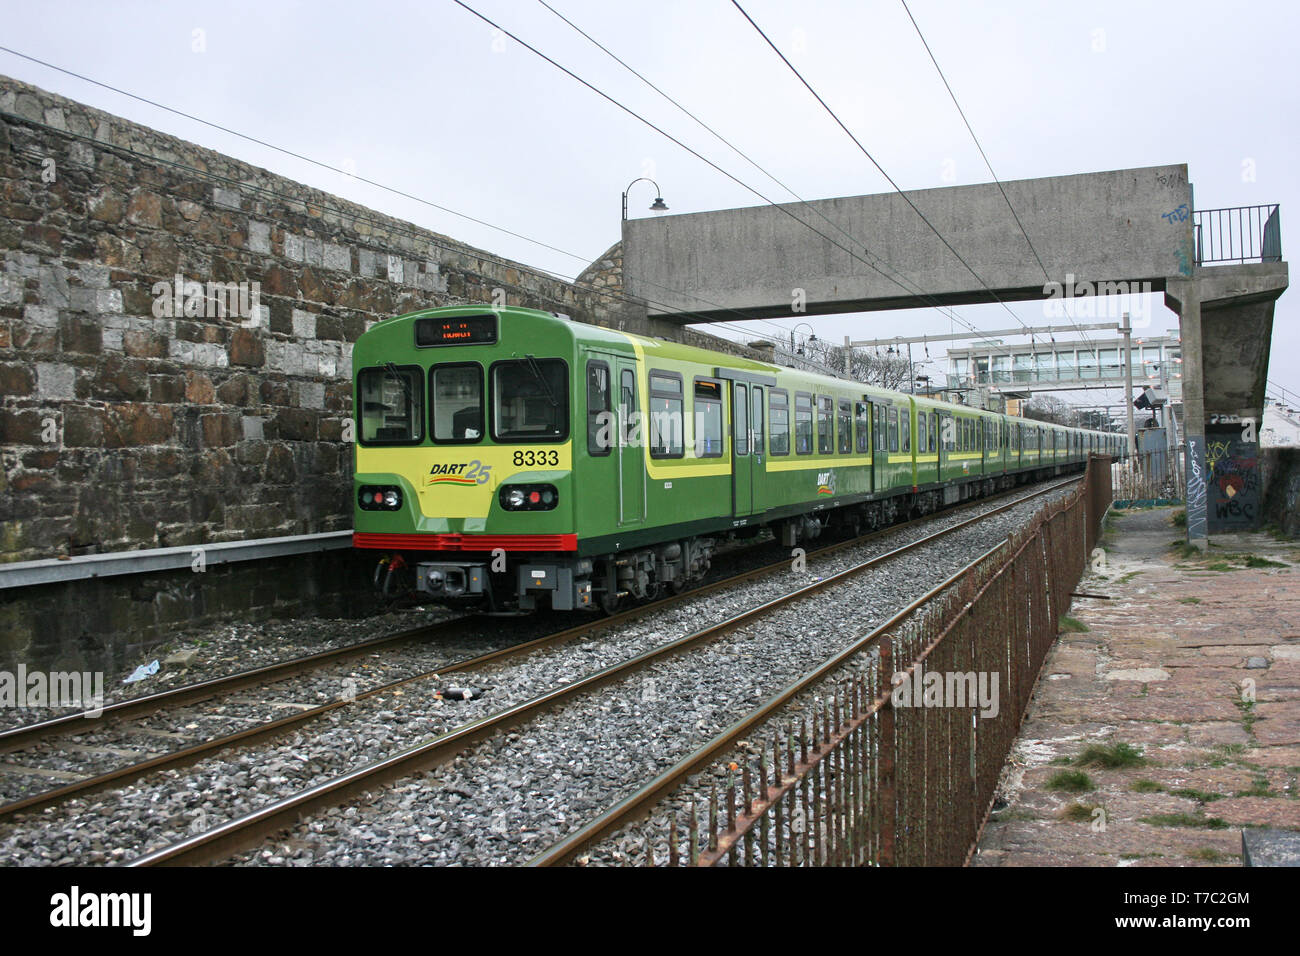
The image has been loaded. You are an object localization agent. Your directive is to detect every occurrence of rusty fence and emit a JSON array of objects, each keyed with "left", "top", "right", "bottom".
[
  {"left": 649, "top": 458, "right": 1113, "bottom": 866},
  {"left": 1113, "top": 448, "right": 1185, "bottom": 503}
]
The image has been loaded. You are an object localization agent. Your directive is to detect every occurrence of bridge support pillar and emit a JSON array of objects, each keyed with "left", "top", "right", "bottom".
[
  {"left": 1166, "top": 264, "right": 1288, "bottom": 546},
  {"left": 1166, "top": 276, "right": 1209, "bottom": 549}
]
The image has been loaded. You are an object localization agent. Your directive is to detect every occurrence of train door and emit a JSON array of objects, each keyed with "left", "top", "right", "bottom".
[
  {"left": 868, "top": 401, "right": 879, "bottom": 495},
  {"left": 731, "top": 381, "right": 753, "bottom": 516},
  {"left": 749, "top": 385, "right": 766, "bottom": 512},
  {"left": 616, "top": 359, "right": 643, "bottom": 525}
]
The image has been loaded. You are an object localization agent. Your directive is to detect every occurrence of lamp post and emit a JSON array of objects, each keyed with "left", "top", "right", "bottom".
[
  {"left": 790, "top": 321, "right": 816, "bottom": 365},
  {"left": 887, "top": 338, "right": 914, "bottom": 392},
  {"left": 622, "top": 178, "right": 669, "bottom": 220}
]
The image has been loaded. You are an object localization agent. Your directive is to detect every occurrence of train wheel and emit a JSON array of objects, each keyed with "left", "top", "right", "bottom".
[{"left": 597, "top": 588, "right": 621, "bottom": 616}]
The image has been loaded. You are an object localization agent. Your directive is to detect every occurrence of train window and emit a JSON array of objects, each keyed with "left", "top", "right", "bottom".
[
  {"left": 753, "top": 387, "right": 765, "bottom": 456},
  {"left": 769, "top": 390, "right": 790, "bottom": 455},
  {"left": 918, "top": 412, "right": 927, "bottom": 454},
  {"left": 931, "top": 413, "right": 938, "bottom": 453},
  {"left": 837, "top": 400, "right": 852, "bottom": 454},
  {"left": 888, "top": 407, "right": 899, "bottom": 453},
  {"left": 795, "top": 392, "right": 813, "bottom": 455},
  {"left": 875, "top": 404, "right": 887, "bottom": 452},
  {"left": 358, "top": 365, "right": 424, "bottom": 445},
  {"left": 694, "top": 379, "right": 723, "bottom": 458},
  {"left": 491, "top": 358, "right": 569, "bottom": 442},
  {"left": 817, "top": 396, "right": 833, "bottom": 454},
  {"left": 620, "top": 370, "right": 637, "bottom": 448},
  {"left": 900, "top": 409, "right": 910, "bottom": 453},
  {"left": 430, "top": 363, "right": 483, "bottom": 444},
  {"left": 854, "top": 402, "right": 869, "bottom": 454},
  {"left": 734, "top": 384, "right": 749, "bottom": 457},
  {"left": 648, "top": 371, "right": 684, "bottom": 459},
  {"left": 586, "top": 361, "right": 611, "bottom": 456}
]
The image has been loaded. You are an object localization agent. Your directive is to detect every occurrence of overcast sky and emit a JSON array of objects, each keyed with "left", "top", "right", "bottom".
[{"left": 3, "top": 0, "right": 1296, "bottom": 414}]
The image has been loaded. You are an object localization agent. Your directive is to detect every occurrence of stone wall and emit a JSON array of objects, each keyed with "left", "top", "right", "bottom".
[
  {"left": 0, "top": 550, "right": 377, "bottom": 673},
  {"left": 0, "top": 75, "right": 762, "bottom": 566}
]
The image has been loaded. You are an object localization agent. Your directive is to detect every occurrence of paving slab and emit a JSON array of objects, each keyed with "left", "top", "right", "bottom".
[{"left": 973, "top": 506, "right": 1300, "bottom": 867}]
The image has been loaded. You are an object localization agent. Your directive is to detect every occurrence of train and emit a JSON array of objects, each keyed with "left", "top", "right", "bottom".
[{"left": 352, "top": 306, "right": 1124, "bottom": 613}]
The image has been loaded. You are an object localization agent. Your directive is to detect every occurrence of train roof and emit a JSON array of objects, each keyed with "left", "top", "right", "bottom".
[{"left": 377, "top": 306, "right": 1111, "bottom": 434}]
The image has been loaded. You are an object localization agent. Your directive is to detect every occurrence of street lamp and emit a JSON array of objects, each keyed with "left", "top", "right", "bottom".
[
  {"left": 887, "top": 337, "right": 914, "bottom": 393},
  {"left": 791, "top": 321, "right": 816, "bottom": 356},
  {"left": 622, "top": 178, "right": 669, "bottom": 220}
]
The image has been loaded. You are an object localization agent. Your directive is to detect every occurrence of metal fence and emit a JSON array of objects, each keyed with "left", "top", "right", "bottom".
[
  {"left": 649, "top": 457, "right": 1112, "bottom": 866},
  {"left": 1194, "top": 204, "right": 1282, "bottom": 265},
  {"left": 1113, "top": 448, "right": 1185, "bottom": 502}
]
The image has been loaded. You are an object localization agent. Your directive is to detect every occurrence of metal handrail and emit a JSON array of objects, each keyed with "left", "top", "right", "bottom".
[{"left": 1194, "top": 204, "right": 1282, "bottom": 265}]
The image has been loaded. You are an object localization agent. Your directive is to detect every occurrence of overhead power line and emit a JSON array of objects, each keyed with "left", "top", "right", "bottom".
[{"left": 460, "top": 1, "right": 1046, "bottom": 368}]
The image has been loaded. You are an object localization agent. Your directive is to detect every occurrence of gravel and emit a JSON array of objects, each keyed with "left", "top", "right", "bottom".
[{"left": 0, "top": 481, "right": 1073, "bottom": 866}]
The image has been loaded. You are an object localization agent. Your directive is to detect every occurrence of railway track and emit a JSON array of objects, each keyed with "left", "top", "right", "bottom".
[
  {"left": 121, "top": 475, "right": 1079, "bottom": 866},
  {"left": 0, "top": 533, "right": 782, "bottom": 815}
]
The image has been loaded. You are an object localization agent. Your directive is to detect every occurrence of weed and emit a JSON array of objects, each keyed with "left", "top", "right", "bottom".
[
  {"left": 1059, "top": 802, "right": 1099, "bottom": 822},
  {"left": 1170, "top": 788, "right": 1225, "bottom": 803},
  {"left": 1047, "top": 770, "right": 1094, "bottom": 793},
  {"left": 1141, "top": 813, "right": 1230, "bottom": 829},
  {"left": 1060, "top": 616, "right": 1090, "bottom": 633},
  {"left": 1076, "top": 742, "right": 1146, "bottom": 769}
]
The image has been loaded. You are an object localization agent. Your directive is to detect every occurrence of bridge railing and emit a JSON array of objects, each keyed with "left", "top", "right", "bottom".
[{"left": 1194, "top": 204, "right": 1282, "bottom": 265}]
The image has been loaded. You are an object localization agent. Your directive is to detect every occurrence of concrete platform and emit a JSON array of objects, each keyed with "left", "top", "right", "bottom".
[{"left": 973, "top": 506, "right": 1300, "bottom": 867}]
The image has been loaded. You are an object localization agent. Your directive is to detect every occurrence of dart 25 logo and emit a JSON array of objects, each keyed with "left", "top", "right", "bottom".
[
  {"left": 816, "top": 471, "right": 835, "bottom": 497},
  {"left": 427, "top": 461, "right": 492, "bottom": 486}
]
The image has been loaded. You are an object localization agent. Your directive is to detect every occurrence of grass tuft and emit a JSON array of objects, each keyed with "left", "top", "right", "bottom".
[
  {"left": 1059, "top": 616, "right": 1090, "bottom": 633},
  {"left": 1059, "top": 802, "right": 1099, "bottom": 823},
  {"left": 1140, "top": 813, "right": 1229, "bottom": 829},
  {"left": 1046, "top": 770, "right": 1094, "bottom": 793},
  {"left": 1131, "top": 779, "right": 1165, "bottom": 793},
  {"left": 1076, "top": 742, "right": 1146, "bottom": 769}
]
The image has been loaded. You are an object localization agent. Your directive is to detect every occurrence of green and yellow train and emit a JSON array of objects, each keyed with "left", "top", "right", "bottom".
[{"left": 353, "top": 306, "right": 1123, "bottom": 612}]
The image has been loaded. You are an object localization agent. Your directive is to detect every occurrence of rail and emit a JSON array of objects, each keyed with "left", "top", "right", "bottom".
[{"left": 546, "top": 456, "right": 1112, "bottom": 866}]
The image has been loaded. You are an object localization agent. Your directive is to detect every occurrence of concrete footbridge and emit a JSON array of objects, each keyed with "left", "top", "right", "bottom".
[{"left": 619, "top": 164, "right": 1287, "bottom": 545}]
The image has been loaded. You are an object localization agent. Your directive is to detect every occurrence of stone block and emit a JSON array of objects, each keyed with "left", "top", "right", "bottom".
[
  {"left": 291, "top": 308, "right": 316, "bottom": 339},
  {"left": 36, "top": 362, "right": 76, "bottom": 400},
  {"left": 228, "top": 328, "right": 265, "bottom": 367},
  {"left": 212, "top": 186, "right": 242, "bottom": 210},
  {"left": 323, "top": 243, "right": 351, "bottom": 272},
  {"left": 247, "top": 221, "right": 271, "bottom": 254}
]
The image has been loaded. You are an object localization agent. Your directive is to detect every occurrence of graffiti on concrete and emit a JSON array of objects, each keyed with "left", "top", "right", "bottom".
[
  {"left": 1205, "top": 432, "right": 1260, "bottom": 530},
  {"left": 1185, "top": 436, "right": 1208, "bottom": 541}
]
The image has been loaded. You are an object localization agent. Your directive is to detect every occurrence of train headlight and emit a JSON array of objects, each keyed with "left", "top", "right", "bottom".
[
  {"left": 358, "top": 485, "right": 403, "bottom": 511},
  {"left": 499, "top": 483, "right": 559, "bottom": 511}
]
